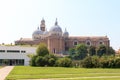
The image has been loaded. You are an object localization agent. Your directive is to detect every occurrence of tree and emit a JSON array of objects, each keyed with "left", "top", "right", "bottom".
[
  {"left": 69, "top": 48, "right": 75, "bottom": 56},
  {"left": 36, "top": 43, "right": 49, "bottom": 56},
  {"left": 97, "top": 45, "right": 107, "bottom": 57},
  {"left": 35, "top": 56, "right": 44, "bottom": 66},
  {"left": 29, "top": 55, "right": 37, "bottom": 66},
  {"left": 108, "top": 47, "right": 115, "bottom": 55},
  {"left": 75, "top": 44, "right": 88, "bottom": 60},
  {"left": 30, "top": 43, "right": 57, "bottom": 67},
  {"left": 89, "top": 46, "right": 96, "bottom": 56}
]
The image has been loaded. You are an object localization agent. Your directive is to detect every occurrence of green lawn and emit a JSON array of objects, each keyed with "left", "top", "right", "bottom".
[
  {"left": 0, "top": 66, "right": 4, "bottom": 69},
  {"left": 6, "top": 66, "right": 120, "bottom": 80}
]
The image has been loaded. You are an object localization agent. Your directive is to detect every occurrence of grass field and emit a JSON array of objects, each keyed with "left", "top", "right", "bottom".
[
  {"left": 6, "top": 66, "right": 120, "bottom": 80},
  {"left": 0, "top": 66, "right": 4, "bottom": 69}
]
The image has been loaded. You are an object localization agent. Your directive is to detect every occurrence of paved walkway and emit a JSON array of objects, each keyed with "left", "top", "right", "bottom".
[{"left": 0, "top": 66, "right": 14, "bottom": 80}]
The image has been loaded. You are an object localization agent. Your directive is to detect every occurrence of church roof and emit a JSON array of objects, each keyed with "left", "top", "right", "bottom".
[
  {"left": 69, "top": 36, "right": 109, "bottom": 41},
  {"left": 16, "top": 38, "right": 33, "bottom": 41}
]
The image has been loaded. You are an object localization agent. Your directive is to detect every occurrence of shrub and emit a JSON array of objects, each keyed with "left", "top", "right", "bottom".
[
  {"left": 35, "top": 56, "right": 45, "bottom": 66},
  {"left": 81, "top": 56, "right": 99, "bottom": 68},
  {"left": 56, "top": 58, "right": 72, "bottom": 67},
  {"left": 114, "top": 58, "right": 120, "bottom": 68},
  {"left": 29, "top": 55, "right": 37, "bottom": 66}
]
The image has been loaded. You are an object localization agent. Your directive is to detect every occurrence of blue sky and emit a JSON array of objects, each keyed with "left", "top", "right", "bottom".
[{"left": 0, "top": 0, "right": 120, "bottom": 50}]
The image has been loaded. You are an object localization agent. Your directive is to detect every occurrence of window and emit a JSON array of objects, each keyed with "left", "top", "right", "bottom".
[
  {"left": 99, "top": 41, "right": 104, "bottom": 45},
  {"left": 21, "top": 50, "right": 26, "bottom": 53},
  {"left": 7, "top": 50, "right": 20, "bottom": 53},
  {"left": 86, "top": 40, "right": 91, "bottom": 46},
  {"left": 0, "top": 50, "right": 5, "bottom": 53},
  {"left": 99, "top": 40, "right": 104, "bottom": 45},
  {"left": 73, "top": 41, "right": 78, "bottom": 46},
  {"left": 86, "top": 42, "right": 91, "bottom": 46}
]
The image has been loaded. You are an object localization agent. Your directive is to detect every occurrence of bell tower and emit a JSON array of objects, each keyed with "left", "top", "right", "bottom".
[{"left": 40, "top": 18, "right": 45, "bottom": 31}]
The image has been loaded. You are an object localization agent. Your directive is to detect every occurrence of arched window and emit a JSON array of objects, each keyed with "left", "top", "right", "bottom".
[
  {"left": 87, "top": 42, "right": 91, "bottom": 46},
  {"left": 73, "top": 40, "right": 78, "bottom": 46},
  {"left": 99, "top": 41, "right": 104, "bottom": 45},
  {"left": 99, "top": 40, "right": 104, "bottom": 45},
  {"left": 86, "top": 40, "right": 91, "bottom": 46}
]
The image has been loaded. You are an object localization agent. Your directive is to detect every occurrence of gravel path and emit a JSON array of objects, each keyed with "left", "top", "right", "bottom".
[{"left": 0, "top": 66, "right": 14, "bottom": 80}]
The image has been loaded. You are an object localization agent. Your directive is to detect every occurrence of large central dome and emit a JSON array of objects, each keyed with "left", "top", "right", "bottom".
[
  {"left": 49, "top": 19, "right": 62, "bottom": 36},
  {"left": 50, "top": 25, "right": 62, "bottom": 33}
]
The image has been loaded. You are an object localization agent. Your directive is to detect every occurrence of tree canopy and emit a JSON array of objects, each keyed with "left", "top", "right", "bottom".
[{"left": 36, "top": 43, "right": 49, "bottom": 56}]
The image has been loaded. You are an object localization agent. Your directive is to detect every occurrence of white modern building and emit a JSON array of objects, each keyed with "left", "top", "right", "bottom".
[{"left": 0, "top": 46, "right": 36, "bottom": 66}]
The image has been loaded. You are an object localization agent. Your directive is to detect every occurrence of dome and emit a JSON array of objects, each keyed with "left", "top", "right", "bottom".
[
  {"left": 63, "top": 28, "right": 69, "bottom": 38},
  {"left": 49, "top": 18, "right": 62, "bottom": 36},
  {"left": 32, "top": 27, "right": 43, "bottom": 40},
  {"left": 50, "top": 25, "right": 62, "bottom": 33},
  {"left": 44, "top": 30, "right": 49, "bottom": 35},
  {"left": 32, "top": 28, "right": 43, "bottom": 35}
]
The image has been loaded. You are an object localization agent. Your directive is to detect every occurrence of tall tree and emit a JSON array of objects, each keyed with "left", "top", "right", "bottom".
[
  {"left": 97, "top": 45, "right": 107, "bottom": 57},
  {"left": 89, "top": 46, "right": 96, "bottom": 56},
  {"left": 75, "top": 44, "right": 88, "bottom": 60},
  {"left": 108, "top": 47, "right": 115, "bottom": 55},
  {"left": 36, "top": 43, "right": 49, "bottom": 56}
]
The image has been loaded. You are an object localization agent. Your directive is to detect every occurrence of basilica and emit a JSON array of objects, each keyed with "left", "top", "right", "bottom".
[{"left": 15, "top": 18, "right": 110, "bottom": 54}]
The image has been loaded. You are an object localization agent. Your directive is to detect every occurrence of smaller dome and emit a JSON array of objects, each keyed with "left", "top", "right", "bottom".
[
  {"left": 44, "top": 30, "right": 49, "bottom": 35},
  {"left": 32, "top": 27, "right": 43, "bottom": 40},
  {"left": 32, "top": 27, "right": 43, "bottom": 35},
  {"left": 63, "top": 28, "right": 69, "bottom": 38}
]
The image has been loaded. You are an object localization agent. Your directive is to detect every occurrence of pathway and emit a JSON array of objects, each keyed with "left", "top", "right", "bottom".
[{"left": 0, "top": 66, "right": 14, "bottom": 80}]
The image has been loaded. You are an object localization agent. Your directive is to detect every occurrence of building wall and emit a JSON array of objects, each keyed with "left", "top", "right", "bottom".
[
  {"left": 15, "top": 36, "right": 110, "bottom": 54},
  {"left": 48, "top": 36, "right": 65, "bottom": 54},
  {"left": 0, "top": 46, "right": 36, "bottom": 66}
]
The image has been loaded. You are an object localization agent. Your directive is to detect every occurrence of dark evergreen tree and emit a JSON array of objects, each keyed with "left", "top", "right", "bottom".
[
  {"left": 97, "top": 45, "right": 107, "bottom": 57},
  {"left": 89, "top": 46, "right": 96, "bottom": 56}
]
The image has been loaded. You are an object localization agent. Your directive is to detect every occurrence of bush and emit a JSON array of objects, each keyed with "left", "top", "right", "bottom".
[
  {"left": 114, "top": 58, "right": 120, "bottom": 68},
  {"left": 29, "top": 55, "right": 37, "bottom": 66},
  {"left": 81, "top": 56, "right": 100, "bottom": 68},
  {"left": 56, "top": 58, "right": 72, "bottom": 67},
  {"left": 35, "top": 56, "right": 45, "bottom": 66},
  {"left": 48, "top": 58, "right": 56, "bottom": 66}
]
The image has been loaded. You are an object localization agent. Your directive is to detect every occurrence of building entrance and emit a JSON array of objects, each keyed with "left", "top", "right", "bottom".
[{"left": 0, "top": 59, "right": 24, "bottom": 66}]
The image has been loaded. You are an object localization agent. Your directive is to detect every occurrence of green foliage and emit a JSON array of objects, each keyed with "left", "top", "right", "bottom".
[
  {"left": 35, "top": 56, "right": 45, "bottom": 66},
  {"left": 108, "top": 47, "right": 115, "bottom": 55},
  {"left": 56, "top": 58, "right": 72, "bottom": 67},
  {"left": 29, "top": 55, "right": 37, "bottom": 66},
  {"left": 69, "top": 48, "right": 76, "bottom": 56},
  {"left": 80, "top": 55, "right": 120, "bottom": 68},
  {"left": 48, "top": 58, "right": 56, "bottom": 66},
  {"left": 36, "top": 43, "right": 49, "bottom": 56},
  {"left": 30, "top": 43, "right": 57, "bottom": 67},
  {"left": 97, "top": 45, "right": 107, "bottom": 57},
  {"left": 114, "top": 58, "right": 120, "bottom": 68},
  {"left": 81, "top": 56, "right": 99, "bottom": 68},
  {"left": 89, "top": 46, "right": 96, "bottom": 56},
  {"left": 69, "top": 44, "right": 88, "bottom": 60}
]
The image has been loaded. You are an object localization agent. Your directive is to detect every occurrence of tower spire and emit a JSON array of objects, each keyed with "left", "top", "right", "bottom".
[{"left": 55, "top": 18, "right": 58, "bottom": 25}]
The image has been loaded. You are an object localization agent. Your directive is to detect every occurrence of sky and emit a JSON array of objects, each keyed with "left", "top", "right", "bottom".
[{"left": 0, "top": 0, "right": 120, "bottom": 50}]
